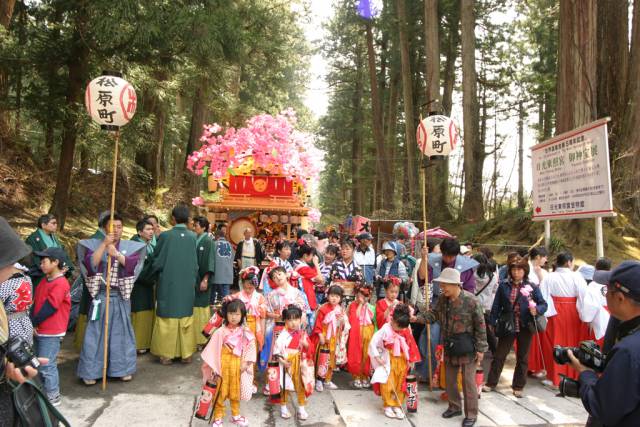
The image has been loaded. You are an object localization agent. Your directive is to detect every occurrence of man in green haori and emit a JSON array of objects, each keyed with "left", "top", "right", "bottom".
[
  {"left": 130, "top": 218, "right": 157, "bottom": 353},
  {"left": 25, "top": 214, "right": 74, "bottom": 289},
  {"left": 192, "top": 216, "right": 215, "bottom": 349},
  {"left": 73, "top": 211, "right": 109, "bottom": 350},
  {"left": 149, "top": 205, "right": 198, "bottom": 364}
]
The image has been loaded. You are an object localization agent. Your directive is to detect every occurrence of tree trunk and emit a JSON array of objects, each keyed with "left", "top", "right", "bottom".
[
  {"left": 184, "top": 79, "right": 209, "bottom": 197},
  {"left": 44, "top": 121, "right": 54, "bottom": 168},
  {"left": 395, "top": 0, "right": 417, "bottom": 213},
  {"left": 154, "top": 105, "right": 166, "bottom": 188},
  {"left": 49, "top": 11, "right": 89, "bottom": 229},
  {"left": 598, "top": 0, "right": 630, "bottom": 212},
  {"left": 597, "top": 0, "right": 628, "bottom": 132},
  {"left": 79, "top": 146, "right": 90, "bottom": 172},
  {"left": 442, "top": 4, "right": 460, "bottom": 117},
  {"left": 618, "top": 0, "right": 640, "bottom": 218},
  {"left": 351, "top": 42, "right": 365, "bottom": 214},
  {"left": 365, "top": 22, "right": 394, "bottom": 210},
  {"left": 556, "top": 0, "right": 597, "bottom": 134},
  {"left": 0, "top": 0, "right": 17, "bottom": 150},
  {"left": 385, "top": 67, "right": 400, "bottom": 203},
  {"left": 517, "top": 100, "right": 525, "bottom": 209},
  {"left": 423, "top": 0, "right": 452, "bottom": 223},
  {"left": 460, "top": 0, "right": 484, "bottom": 221}
]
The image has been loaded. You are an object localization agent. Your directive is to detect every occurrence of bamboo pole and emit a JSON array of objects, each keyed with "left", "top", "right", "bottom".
[
  {"left": 420, "top": 161, "right": 432, "bottom": 391},
  {"left": 102, "top": 129, "right": 120, "bottom": 390}
]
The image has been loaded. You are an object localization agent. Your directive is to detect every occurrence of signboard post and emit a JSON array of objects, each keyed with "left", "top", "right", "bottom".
[{"left": 531, "top": 118, "right": 614, "bottom": 257}]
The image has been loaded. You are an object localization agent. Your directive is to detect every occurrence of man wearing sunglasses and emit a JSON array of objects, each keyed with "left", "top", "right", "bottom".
[{"left": 568, "top": 261, "right": 640, "bottom": 427}]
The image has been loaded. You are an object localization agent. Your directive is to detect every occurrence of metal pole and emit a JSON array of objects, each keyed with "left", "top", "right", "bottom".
[
  {"left": 544, "top": 220, "right": 551, "bottom": 249},
  {"left": 595, "top": 216, "right": 604, "bottom": 258}
]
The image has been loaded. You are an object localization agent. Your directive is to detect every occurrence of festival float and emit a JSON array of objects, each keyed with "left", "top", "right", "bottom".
[{"left": 187, "top": 109, "right": 323, "bottom": 252}]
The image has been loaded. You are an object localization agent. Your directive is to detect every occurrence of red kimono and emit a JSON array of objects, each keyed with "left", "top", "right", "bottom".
[
  {"left": 346, "top": 301, "right": 375, "bottom": 378},
  {"left": 375, "top": 297, "right": 398, "bottom": 330},
  {"left": 294, "top": 262, "right": 318, "bottom": 310},
  {"left": 309, "top": 303, "right": 344, "bottom": 351}
]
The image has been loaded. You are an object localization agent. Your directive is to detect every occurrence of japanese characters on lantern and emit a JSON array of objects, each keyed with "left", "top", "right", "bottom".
[
  {"left": 416, "top": 114, "right": 459, "bottom": 156},
  {"left": 85, "top": 75, "right": 137, "bottom": 127}
]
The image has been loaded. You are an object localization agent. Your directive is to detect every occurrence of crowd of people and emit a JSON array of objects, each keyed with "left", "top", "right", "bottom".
[{"left": 1, "top": 208, "right": 639, "bottom": 427}]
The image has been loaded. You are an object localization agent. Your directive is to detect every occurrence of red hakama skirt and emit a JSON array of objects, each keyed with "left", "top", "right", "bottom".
[{"left": 541, "top": 296, "right": 592, "bottom": 386}]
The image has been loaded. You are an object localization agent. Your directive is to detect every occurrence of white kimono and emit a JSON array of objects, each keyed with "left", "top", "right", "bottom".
[
  {"left": 539, "top": 268, "right": 590, "bottom": 317},
  {"left": 580, "top": 280, "right": 610, "bottom": 340}
]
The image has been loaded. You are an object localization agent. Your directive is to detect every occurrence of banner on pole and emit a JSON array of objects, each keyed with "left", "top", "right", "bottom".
[{"left": 531, "top": 118, "right": 614, "bottom": 221}]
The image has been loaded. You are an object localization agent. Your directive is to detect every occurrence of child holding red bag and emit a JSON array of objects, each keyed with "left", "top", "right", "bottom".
[
  {"left": 201, "top": 299, "right": 256, "bottom": 427},
  {"left": 369, "top": 304, "right": 420, "bottom": 420},
  {"left": 310, "top": 285, "right": 346, "bottom": 392},
  {"left": 273, "top": 305, "right": 314, "bottom": 420}
]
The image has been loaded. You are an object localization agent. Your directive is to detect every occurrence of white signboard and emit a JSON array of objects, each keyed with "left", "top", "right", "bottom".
[{"left": 531, "top": 118, "right": 614, "bottom": 221}]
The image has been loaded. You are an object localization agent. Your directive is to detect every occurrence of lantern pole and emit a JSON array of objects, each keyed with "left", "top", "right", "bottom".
[
  {"left": 101, "top": 128, "right": 120, "bottom": 391},
  {"left": 420, "top": 156, "right": 432, "bottom": 391}
]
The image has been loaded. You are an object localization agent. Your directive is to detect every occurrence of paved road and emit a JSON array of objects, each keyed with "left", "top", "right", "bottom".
[{"left": 55, "top": 336, "right": 588, "bottom": 426}]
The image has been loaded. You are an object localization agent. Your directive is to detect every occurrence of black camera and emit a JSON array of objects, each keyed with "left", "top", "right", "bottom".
[
  {"left": 2, "top": 335, "right": 40, "bottom": 370},
  {"left": 553, "top": 340, "right": 606, "bottom": 372},
  {"left": 558, "top": 374, "right": 581, "bottom": 398}
]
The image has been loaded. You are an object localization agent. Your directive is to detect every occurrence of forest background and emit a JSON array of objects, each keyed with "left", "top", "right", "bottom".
[{"left": 0, "top": 0, "right": 639, "bottom": 262}]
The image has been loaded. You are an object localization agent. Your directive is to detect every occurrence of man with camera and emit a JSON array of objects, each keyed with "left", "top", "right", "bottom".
[
  {"left": 0, "top": 217, "right": 47, "bottom": 426},
  {"left": 567, "top": 261, "right": 640, "bottom": 427}
]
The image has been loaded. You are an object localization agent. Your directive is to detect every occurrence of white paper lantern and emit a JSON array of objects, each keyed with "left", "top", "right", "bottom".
[
  {"left": 85, "top": 75, "right": 137, "bottom": 127},
  {"left": 270, "top": 214, "right": 279, "bottom": 222},
  {"left": 416, "top": 115, "right": 459, "bottom": 156},
  {"left": 280, "top": 215, "right": 289, "bottom": 224},
  {"left": 259, "top": 214, "right": 269, "bottom": 223},
  {"left": 290, "top": 216, "right": 300, "bottom": 224}
]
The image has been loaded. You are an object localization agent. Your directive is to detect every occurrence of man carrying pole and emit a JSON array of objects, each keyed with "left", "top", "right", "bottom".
[{"left": 76, "top": 213, "right": 146, "bottom": 385}]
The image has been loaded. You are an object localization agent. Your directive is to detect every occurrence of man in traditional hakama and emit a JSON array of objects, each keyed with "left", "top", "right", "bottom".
[
  {"left": 193, "top": 216, "right": 215, "bottom": 349},
  {"left": 74, "top": 211, "right": 110, "bottom": 350},
  {"left": 76, "top": 214, "right": 146, "bottom": 384},
  {"left": 149, "top": 206, "right": 199, "bottom": 364},
  {"left": 537, "top": 252, "right": 597, "bottom": 385},
  {"left": 130, "top": 219, "right": 157, "bottom": 354}
]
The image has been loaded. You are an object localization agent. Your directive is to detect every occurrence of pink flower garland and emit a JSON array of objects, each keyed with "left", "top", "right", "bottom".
[{"left": 186, "top": 109, "right": 323, "bottom": 188}]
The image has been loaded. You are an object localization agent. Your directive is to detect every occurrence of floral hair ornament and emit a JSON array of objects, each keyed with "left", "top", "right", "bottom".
[
  {"left": 355, "top": 283, "right": 373, "bottom": 298},
  {"left": 387, "top": 275, "right": 402, "bottom": 288},
  {"left": 240, "top": 266, "right": 260, "bottom": 287}
]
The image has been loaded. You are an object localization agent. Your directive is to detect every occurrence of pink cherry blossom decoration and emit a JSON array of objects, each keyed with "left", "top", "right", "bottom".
[
  {"left": 186, "top": 109, "right": 324, "bottom": 189},
  {"left": 308, "top": 208, "right": 322, "bottom": 223}
]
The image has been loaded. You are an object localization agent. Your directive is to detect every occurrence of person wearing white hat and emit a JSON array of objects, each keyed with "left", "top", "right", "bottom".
[{"left": 415, "top": 268, "right": 488, "bottom": 427}]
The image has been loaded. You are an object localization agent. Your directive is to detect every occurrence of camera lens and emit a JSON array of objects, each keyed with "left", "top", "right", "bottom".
[
  {"left": 553, "top": 345, "right": 570, "bottom": 365},
  {"left": 558, "top": 375, "right": 580, "bottom": 398}
]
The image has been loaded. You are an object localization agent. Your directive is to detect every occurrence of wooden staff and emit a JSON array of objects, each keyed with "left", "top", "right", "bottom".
[
  {"left": 421, "top": 160, "right": 433, "bottom": 391},
  {"left": 102, "top": 129, "right": 120, "bottom": 390}
]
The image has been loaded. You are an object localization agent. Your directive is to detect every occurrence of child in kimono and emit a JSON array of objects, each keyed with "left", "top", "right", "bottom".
[
  {"left": 273, "top": 305, "right": 313, "bottom": 420},
  {"left": 227, "top": 267, "right": 267, "bottom": 394},
  {"left": 376, "top": 277, "right": 402, "bottom": 329},
  {"left": 317, "top": 245, "right": 338, "bottom": 304},
  {"left": 347, "top": 283, "right": 376, "bottom": 388},
  {"left": 311, "top": 285, "right": 346, "bottom": 392},
  {"left": 201, "top": 299, "right": 256, "bottom": 427},
  {"left": 260, "top": 266, "right": 310, "bottom": 390},
  {"left": 369, "top": 304, "right": 420, "bottom": 420}
]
